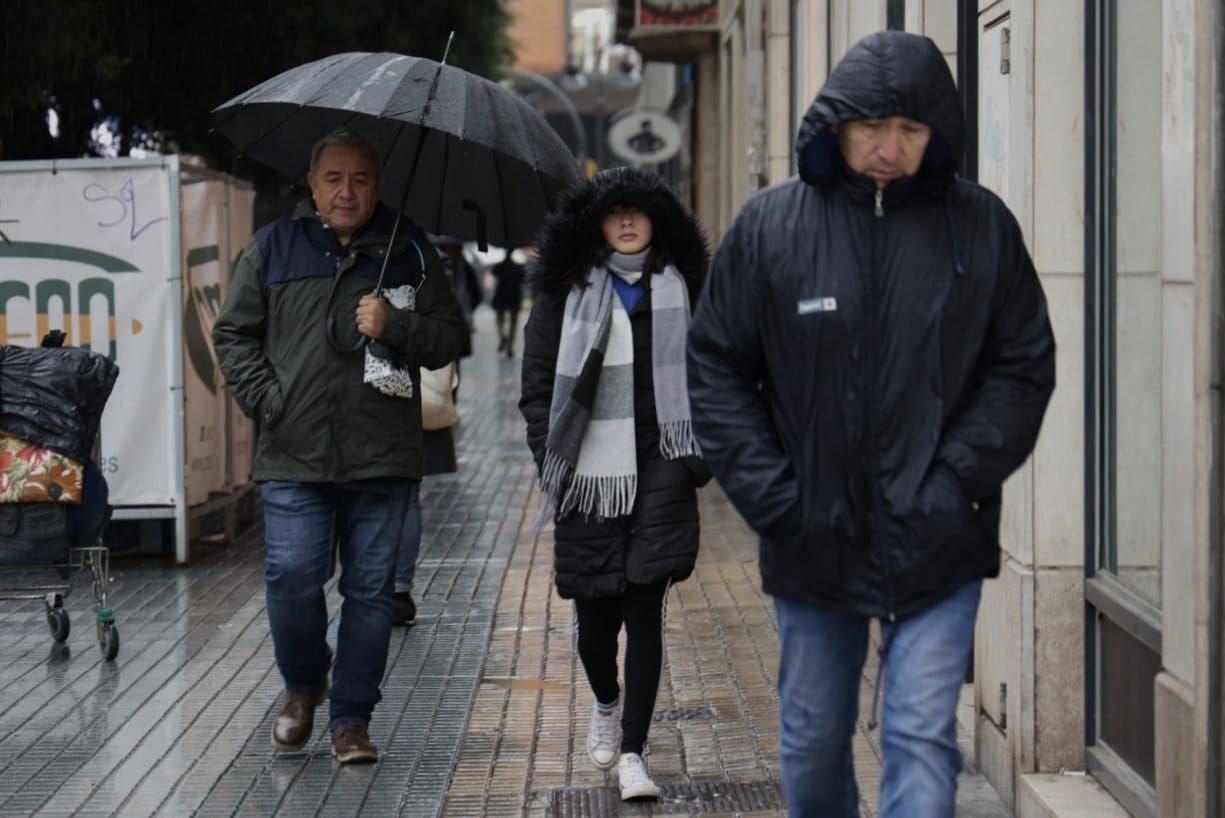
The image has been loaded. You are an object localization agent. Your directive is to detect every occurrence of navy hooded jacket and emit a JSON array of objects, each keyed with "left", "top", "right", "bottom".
[{"left": 687, "top": 31, "right": 1056, "bottom": 619}]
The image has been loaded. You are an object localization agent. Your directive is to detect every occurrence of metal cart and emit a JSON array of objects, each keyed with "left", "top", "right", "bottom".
[
  {"left": 0, "top": 539, "right": 119, "bottom": 661},
  {"left": 0, "top": 334, "right": 121, "bottom": 660}
]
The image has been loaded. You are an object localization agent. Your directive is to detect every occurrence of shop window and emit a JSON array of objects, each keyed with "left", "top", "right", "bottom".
[
  {"left": 1086, "top": 0, "right": 1163, "bottom": 814},
  {"left": 1108, "top": 0, "right": 1163, "bottom": 608}
]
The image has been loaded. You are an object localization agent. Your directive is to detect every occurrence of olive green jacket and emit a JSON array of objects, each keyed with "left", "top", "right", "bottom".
[{"left": 213, "top": 201, "right": 466, "bottom": 483}]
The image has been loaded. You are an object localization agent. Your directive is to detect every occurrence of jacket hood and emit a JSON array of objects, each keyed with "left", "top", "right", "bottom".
[
  {"left": 529, "top": 167, "right": 709, "bottom": 297},
  {"left": 796, "top": 31, "right": 965, "bottom": 187}
]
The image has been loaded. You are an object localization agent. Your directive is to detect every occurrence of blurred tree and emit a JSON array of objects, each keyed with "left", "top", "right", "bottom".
[{"left": 0, "top": 0, "right": 514, "bottom": 169}]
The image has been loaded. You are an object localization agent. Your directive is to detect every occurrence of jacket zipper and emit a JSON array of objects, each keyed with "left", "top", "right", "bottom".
[
  {"left": 329, "top": 251, "right": 351, "bottom": 478},
  {"left": 867, "top": 187, "right": 897, "bottom": 621}
]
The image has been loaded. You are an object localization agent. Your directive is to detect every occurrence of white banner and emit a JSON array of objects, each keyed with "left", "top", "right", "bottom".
[
  {"left": 180, "top": 178, "right": 228, "bottom": 505},
  {"left": 225, "top": 182, "right": 256, "bottom": 488},
  {"left": 0, "top": 160, "right": 178, "bottom": 506}
]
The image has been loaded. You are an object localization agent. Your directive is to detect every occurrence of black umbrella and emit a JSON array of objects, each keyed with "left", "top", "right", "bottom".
[{"left": 212, "top": 51, "right": 582, "bottom": 251}]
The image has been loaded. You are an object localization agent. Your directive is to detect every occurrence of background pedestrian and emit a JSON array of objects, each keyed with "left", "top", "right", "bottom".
[{"left": 491, "top": 249, "right": 528, "bottom": 357}]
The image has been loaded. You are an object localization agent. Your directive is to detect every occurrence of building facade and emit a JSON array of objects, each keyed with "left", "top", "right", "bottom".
[{"left": 616, "top": 1, "right": 1224, "bottom": 815}]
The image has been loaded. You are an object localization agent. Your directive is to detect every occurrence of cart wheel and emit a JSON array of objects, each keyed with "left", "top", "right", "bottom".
[
  {"left": 98, "top": 621, "right": 119, "bottom": 661},
  {"left": 47, "top": 607, "right": 70, "bottom": 643}
]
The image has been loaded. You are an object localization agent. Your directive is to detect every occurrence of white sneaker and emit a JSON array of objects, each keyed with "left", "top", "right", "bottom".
[
  {"left": 587, "top": 701, "right": 621, "bottom": 770},
  {"left": 617, "top": 752, "right": 661, "bottom": 800}
]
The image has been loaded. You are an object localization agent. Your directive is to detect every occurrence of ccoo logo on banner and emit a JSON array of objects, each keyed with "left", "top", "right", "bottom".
[{"left": 0, "top": 161, "right": 180, "bottom": 507}]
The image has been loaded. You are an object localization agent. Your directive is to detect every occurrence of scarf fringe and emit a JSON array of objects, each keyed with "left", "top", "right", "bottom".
[
  {"left": 658, "top": 420, "right": 701, "bottom": 460},
  {"left": 539, "top": 448, "right": 572, "bottom": 498},
  {"left": 535, "top": 447, "right": 640, "bottom": 529},
  {"left": 561, "top": 472, "right": 638, "bottom": 520},
  {"left": 534, "top": 449, "right": 572, "bottom": 530}
]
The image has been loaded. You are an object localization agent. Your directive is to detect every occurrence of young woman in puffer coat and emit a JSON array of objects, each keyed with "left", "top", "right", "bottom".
[{"left": 519, "top": 167, "right": 710, "bottom": 801}]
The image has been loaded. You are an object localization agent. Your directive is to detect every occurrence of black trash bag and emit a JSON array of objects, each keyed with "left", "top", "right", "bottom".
[{"left": 0, "top": 344, "right": 120, "bottom": 462}]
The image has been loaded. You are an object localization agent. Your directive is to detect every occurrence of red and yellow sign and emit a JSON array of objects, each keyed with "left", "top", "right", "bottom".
[{"left": 638, "top": 0, "right": 718, "bottom": 27}]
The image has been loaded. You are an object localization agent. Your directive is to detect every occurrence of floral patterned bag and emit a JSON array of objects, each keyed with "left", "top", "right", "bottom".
[{"left": 0, "top": 433, "right": 84, "bottom": 503}]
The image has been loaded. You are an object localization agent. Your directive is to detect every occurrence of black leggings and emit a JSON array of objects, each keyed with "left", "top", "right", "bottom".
[{"left": 574, "top": 580, "right": 669, "bottom": 755}]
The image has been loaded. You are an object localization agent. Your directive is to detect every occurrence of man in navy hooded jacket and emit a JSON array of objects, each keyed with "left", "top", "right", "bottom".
[{"left": 687, "top": 32, "right": 1055, "bottom": 817}]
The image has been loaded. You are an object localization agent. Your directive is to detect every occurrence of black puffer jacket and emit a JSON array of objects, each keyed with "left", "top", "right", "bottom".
[
  {"left": 520, "top": 168, "right": 710, "bottom": 599},
  {"left": 687, "top": 31, "right": 1056, "bottom": 619}
]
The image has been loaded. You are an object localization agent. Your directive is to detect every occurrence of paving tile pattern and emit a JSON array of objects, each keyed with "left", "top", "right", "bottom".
[
  {"left": 0, "top": 330, "right": 523, "bottom": 818},
  {"left": 0, "top": 312, "right": 1010, "bottom": 817}
]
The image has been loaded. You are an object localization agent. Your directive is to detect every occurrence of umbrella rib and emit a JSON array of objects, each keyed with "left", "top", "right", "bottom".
[
  {"left": 296, "top": 52, "right": 380, "bottom": 108},
  {"left": 216, "top": 54, "right": 379, "bottom": 162},
  {"left": 227, "top": 103, "right": 317, "bottom": 162},
  {"left": 381, "top": 119, "right": 410, "bottom": 189},
  {"left": 491, "top": 144, "right": 512, "bottom": 250},
  {"left": 433, "top": 134, "right": 451, "bottom": 232},
  {"left": 340, "top": 55, "right": 408, "bottom": 111},
  {"left": 290, "top": 109, "right": 364, "bottom": 183},
  {"left": 478, "top": 77, "right": 512, "bottom": 248},
  {"left": 213, "top": 52, "right": 351, "bottom": 114}
]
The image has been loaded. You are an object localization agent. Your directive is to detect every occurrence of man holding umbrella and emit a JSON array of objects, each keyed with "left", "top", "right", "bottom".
[{"left": 213, "top": 128, "right": 466, "bottom": 763}]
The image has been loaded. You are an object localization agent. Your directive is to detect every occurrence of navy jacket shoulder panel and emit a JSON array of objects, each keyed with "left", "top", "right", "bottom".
[
  {"left": 254, "top": 213, "right": 431, "bottom": 291},
  {"left": 256, "top": 217, "right": 335, "bottom": 288}
]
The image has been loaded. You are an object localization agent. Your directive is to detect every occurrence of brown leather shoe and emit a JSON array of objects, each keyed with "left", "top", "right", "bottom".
[
  {"left": 331, "top": 723, "right": 379, "bottom": 764},
  {"left": 271, "top": 681, "right": 329, "bottom": 752}
]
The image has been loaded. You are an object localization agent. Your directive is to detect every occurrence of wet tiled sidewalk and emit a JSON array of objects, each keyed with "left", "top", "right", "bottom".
[{"left": 0, "top": 310, "right": 1010, "bottom": 817}]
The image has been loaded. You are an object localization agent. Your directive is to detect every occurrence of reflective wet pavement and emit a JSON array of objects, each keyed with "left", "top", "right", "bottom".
[{"left": 0, "top": 309, "right": 1010, "bottom": 817}]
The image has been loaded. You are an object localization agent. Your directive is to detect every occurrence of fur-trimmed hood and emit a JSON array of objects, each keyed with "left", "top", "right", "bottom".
[{"left": 529, "top": 167, "right": 709, "bottom": 298}]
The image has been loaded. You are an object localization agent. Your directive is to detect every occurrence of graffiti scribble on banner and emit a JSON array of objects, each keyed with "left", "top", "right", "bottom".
[
  {"left": 639, "top": 0, "right": 718, "bottom": 26},
  {"left": 82, "top": 179, "right": 169, "bottom": 241}
]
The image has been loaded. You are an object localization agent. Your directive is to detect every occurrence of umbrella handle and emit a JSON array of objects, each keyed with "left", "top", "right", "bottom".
[
  {"left": 372, "top": 49, "right": 450, "bottom": 295},
  {"left": 373, "top": 120, "right": 432, "bottom": 294},
  {"left": 371, "top": 209, "right": 428, "bottom": 297},
  {"left": 373, "top": 51, "right": 445, "bottom": 295},
  {"left": 372, "top": 207, "right": 405, "bottom": 296}
]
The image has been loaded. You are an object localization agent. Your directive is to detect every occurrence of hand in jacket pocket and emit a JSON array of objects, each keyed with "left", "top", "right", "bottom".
[
  {"left": 260, "top": 383, "right": 286, "bottom": 431},
  {"left": 680, "top": 456, "right": 714, "bottom": 488},
  {"left": 908, "top": 461, "right": 977, "bottom": 542}
]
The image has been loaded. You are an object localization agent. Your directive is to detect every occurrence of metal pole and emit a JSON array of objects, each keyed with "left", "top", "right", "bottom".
[
  {"left": 1207, "top": 2, "right": 1225, "bottom": 813},
  {"left": 504, "top": 67, "right": 589, "bottom": 161},
  {"left": 166, "top": 154, "right": 190, "bottom": 564},
  {"left": 958, "top": 0, "right": 979, "bottom": 182}
]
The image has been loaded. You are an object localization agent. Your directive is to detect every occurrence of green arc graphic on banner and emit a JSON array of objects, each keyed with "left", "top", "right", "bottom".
[
  {"left": 0, "top": 242, "right": 140, "bottom": 273},
  {"left": 184, "top": 243, "right": 222, "bottom": 395}
]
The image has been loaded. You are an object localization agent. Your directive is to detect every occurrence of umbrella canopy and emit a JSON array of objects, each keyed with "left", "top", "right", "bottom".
[{"left": 213, "top": 52, "right": 582, "bottom": 249}]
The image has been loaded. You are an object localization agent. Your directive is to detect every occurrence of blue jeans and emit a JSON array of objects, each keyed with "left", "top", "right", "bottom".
[
  {"left": 774, "top": 581, "right": 981, "bottom": 818},
  {"left": 394, "top": 482, "right": 422, "bottom": 592},
  {"left": 261, "top": 479, "right": 413, "bottom": 729}
]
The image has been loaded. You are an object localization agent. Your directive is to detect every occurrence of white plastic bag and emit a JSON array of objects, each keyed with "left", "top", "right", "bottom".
[
  {"left": 362, "top": 283, "right": 416, "bottom": 399},
  {"left": 419, "top": 363, "right": 459, "bottom": 430}
]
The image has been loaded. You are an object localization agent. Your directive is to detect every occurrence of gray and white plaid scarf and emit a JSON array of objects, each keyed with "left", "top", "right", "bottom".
[{"left": 539, "top": 259, "right": 699, "bottom": 523}]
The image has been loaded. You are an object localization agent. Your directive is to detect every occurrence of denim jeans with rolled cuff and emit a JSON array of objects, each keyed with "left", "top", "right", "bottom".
[{"left": 261, "top": 478, "right": 413, "bottom": 729}]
